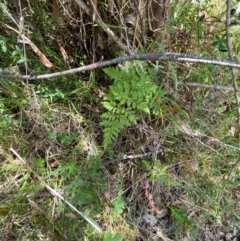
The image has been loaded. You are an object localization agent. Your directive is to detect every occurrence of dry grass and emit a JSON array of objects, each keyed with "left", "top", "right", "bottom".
[{"left": 0, "top": 0, "right": 240, "bottom": 240}]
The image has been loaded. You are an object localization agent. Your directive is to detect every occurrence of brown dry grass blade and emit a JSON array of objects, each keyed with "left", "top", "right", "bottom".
[
  {"left": 3, "top": 23, "right": 54, "bottom": 68},
  {"left": 21, "top": 35, "right": 54, "bottom": 68}
]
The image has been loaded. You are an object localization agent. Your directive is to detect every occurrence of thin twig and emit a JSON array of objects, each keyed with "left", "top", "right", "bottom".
[
  {"left": 185, "top": 82, "right": 238, "bottom": 91},
  {"left": 2, "top": 23, "right": 53, "bottom": 68},
  {"left": 226, "top": 0, "right": 240, "bottom": 143},
  {"left": 226, "top": 0, "right": 240, "bottom": 179},
  {"left": 74, "top": 0, "right": 132, "bottom": 54},
  {"left": 9, "top": 148, "right": 103, "bottom": 234},
  {"left": 0, "top": 2, "right": 18, "bottom": 27},
  {"left": 133, "top": 0, "right": 146, "bottom": 52},
  {"left": 1, "top": 150, "right": 161, "bottom": 202},
  {"left": 1, "top": 52, "right": 240, "bottom": 80},
  {"left": 0, "top": 190, "right": 62, "bottom": 200},
  {"left": 102, "top": 150, "right": 163, "bottom": 167},
  {"left": 18, "top": 0, "right": 29, "bottom": 85}
]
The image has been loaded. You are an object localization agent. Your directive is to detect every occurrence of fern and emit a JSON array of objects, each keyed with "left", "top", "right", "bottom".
[{"left": 101, "top": 61, "right": 166, "bottom": 148}]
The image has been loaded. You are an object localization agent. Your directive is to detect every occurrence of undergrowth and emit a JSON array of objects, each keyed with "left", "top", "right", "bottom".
[{"left": 0, "top": 0, "right": 240, "bottom": 240}]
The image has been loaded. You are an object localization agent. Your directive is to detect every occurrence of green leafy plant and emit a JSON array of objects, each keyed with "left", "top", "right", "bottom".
[
  {"left": 36, "top": 86, "right": 66, "bottom": 100},
  {"left": 111, "top": 196, "right": 125, "bottom": 215},
  {"left": 56, "top": 131, "right": 80, "bottom": 145},
  {"left": 169, "top": 205, "right": 192, "bottom": 227},
  {"left": 148, "top": 161, "right": 181, "bottom": 187},
  {"left": 56, "top": 156, "right": 104, "bottom": 206},
  {"left": 104, "top": 232, "right": 123, "bottom": 241},
  {"left": 58, "top": 159, "right": 79, "bottom": 180},
  {"left": 101, "top": 61, "right": 166, "bottom": 148},
  {"left": 212, "top": 35, "right": 227, "bottom": 52},
  {"left": 12, "top": 45, "right": 27, "bottom": 64}
]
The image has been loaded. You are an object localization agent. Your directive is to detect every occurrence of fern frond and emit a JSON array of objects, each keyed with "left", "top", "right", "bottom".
[{"left": 101, "top": 61, "right": 166, "bottom": 148}]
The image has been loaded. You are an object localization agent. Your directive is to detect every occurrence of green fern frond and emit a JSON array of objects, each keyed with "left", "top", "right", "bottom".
[{"left": 101, "top": 61, "right": 166, "bottom": 149}]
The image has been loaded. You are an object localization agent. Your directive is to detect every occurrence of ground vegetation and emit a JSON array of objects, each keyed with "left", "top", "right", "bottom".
[{"left": 0, "top": 0, "right": 240, "bottom": 240}]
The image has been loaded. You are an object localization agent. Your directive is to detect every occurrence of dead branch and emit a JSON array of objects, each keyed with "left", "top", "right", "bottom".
[{"left": 1, "top": 52, "right": 240, "bottom": 80}]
